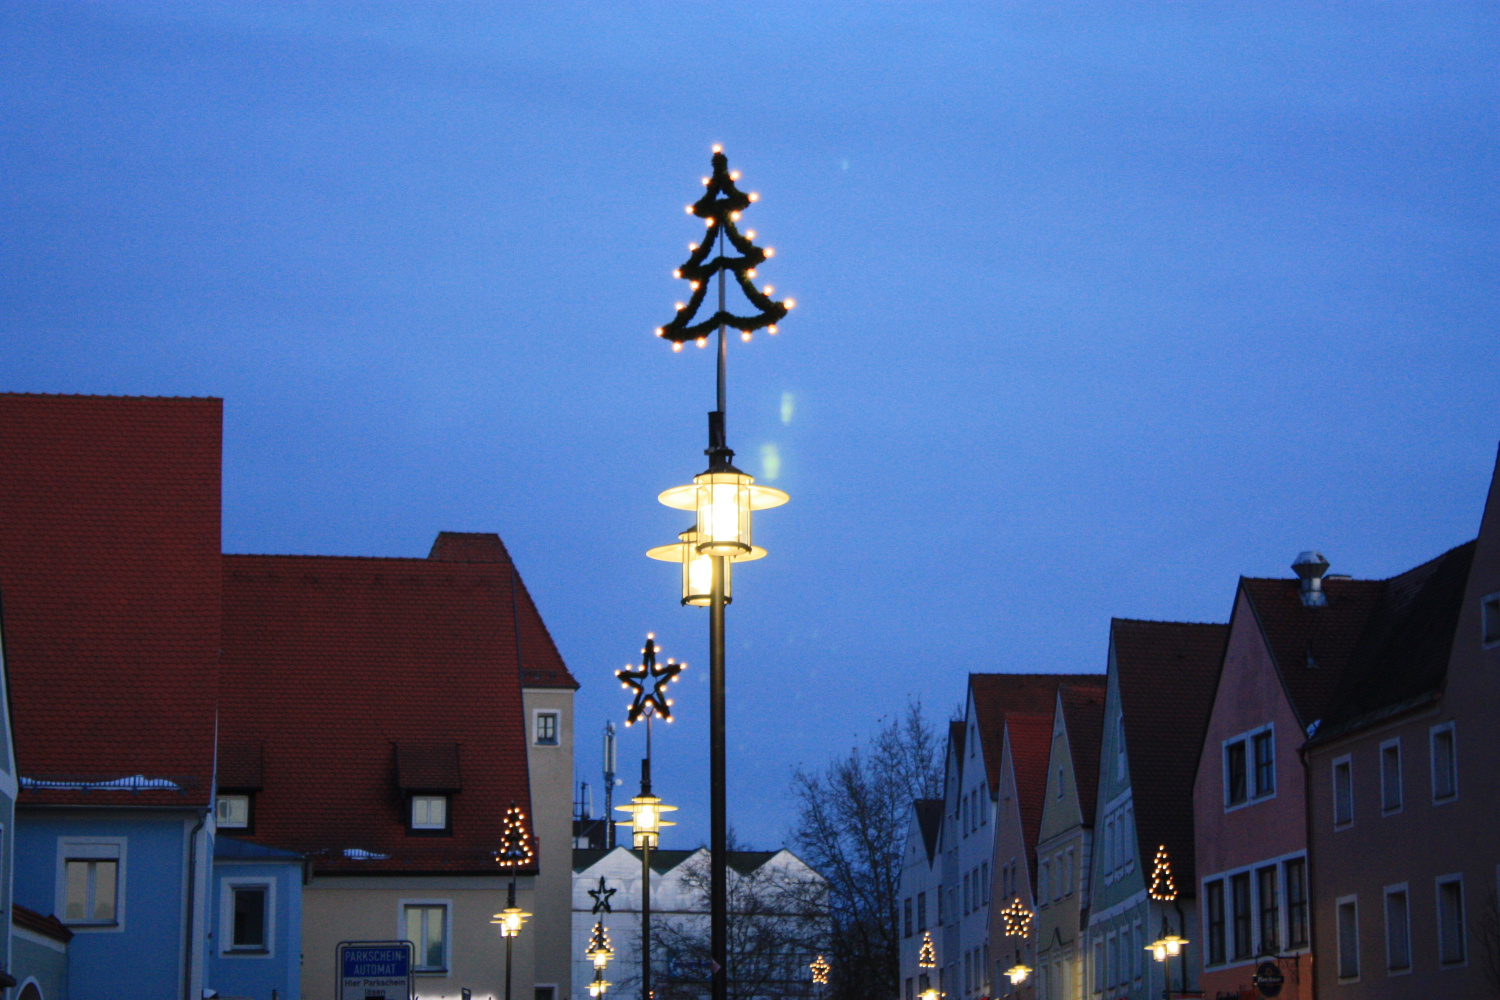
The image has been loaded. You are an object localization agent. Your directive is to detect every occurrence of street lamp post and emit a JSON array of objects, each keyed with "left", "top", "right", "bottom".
[
  {"left": 616, "top": 635, "right": 683, "bottom": 1000},
  {"left": 492, "top": 803, "right": 536, "bottom": 1000},
  {"left": 1147, "top": 917, "right": 1189, "bottom": 1000},
  {"left": 649, "top": 146, "right": 792, "bottom": 1000}
]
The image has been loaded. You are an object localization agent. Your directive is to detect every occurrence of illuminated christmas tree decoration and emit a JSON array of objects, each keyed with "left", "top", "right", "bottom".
[
  {"left": 1149, "top": 844, "right": 1177, "bottom": 901},
  {"left": 615, "top": 635, "right": 685, "bottom": 725},
  {"left": 586, "top": 919, "right": 615, "bottom": 970},
  {"left": 654, "top": 148, "right": 791, "bottom": 345},
  {"left": 1000, "top": 898, "right": 1033, "bottom": 937},
  {"left": 494, "top": 803, "right": 536, "bottom": 869},
  {"left": 810, "top": 955, "right": 830, "bottom": 985},
  {"left": 918, "top": 931, "right": 937, "bottom": 968}
]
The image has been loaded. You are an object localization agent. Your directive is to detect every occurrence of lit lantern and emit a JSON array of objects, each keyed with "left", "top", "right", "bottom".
[
  {"left": 588, "top": 971, "right": 611, "bottom": 997},
  {"left": 616, "top": 791, "right": 677, "bottom": 848},
  {"left": 917, "top": 988, "right": 941, "bottom": 1000},
  {"left": 490, "top": 905, "right": 531, "bottom": 938},
  {"left": 1005, "top": 964, "right": 1031, "bottom": 986},
  {"left": 648, "top": 526, "right": 765, "bottom": 606},
  {"left": 658, "top": 470, "right": 787, "bottom": 557}
]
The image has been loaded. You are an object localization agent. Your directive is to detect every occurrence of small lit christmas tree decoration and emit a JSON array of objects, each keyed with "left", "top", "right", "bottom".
[
  {"left": 589, "top": 876, "right": 617, "bottom": 914},
  {"left": 494, "top": 802, "right": 536, "bottom": 869},
  {"left": 918, "top": 931, "right": 937, "bottom": 968},
  {"left": 586, "top": 919, "right": 615, "bottom": 970},
  {"left": 654, "top": 146, "right": 792, "bottom": 347},
  {"left": 1149, "top": 844, "right": 1177, "bottom": 901},
  {"left": 616, "top": 634, "right": 685, "bottom": 725},
  {"left": 1000, "top": 898, "right": 1033, "bottom": 937},
  {"left": 810, "top": 955, "right": 831, "bottom": 985}
]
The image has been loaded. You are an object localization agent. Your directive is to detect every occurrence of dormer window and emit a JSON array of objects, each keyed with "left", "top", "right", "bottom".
[
  {"left": 216, "top": 793, "right": 252, "bottom": 830},
  {"left": 411, "top": 795, "right": 449, "bottom": 832}
]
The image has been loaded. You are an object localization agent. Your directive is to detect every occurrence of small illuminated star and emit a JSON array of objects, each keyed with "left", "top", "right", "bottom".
[
  {"left": 589, "top": 876, "right": 616, "bottom": 914},
  {"left": 616, "top": 635, "right": 684, "bottom": 725}
]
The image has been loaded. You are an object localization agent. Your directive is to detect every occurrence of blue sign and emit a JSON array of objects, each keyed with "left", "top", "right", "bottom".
[
  {"left": 343, "top": 947, "right": 410, "bottom": 978},
  {"left": 338, "top": 941, "right": 413, "bottom": 1000}
]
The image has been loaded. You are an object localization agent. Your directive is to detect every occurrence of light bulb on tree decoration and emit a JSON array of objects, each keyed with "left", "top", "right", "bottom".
[
  {"left": 615, "top": 634, "right": 685, "bottom": 725},
  {"left": 653, "top": 148, "right": 793, "bottom": 345}
]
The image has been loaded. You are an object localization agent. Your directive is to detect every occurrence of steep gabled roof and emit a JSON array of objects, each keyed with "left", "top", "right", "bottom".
[
  {"left": 1311, "top": 541, "right": 1475, "bottom": 743},
  {"left": 971, "top": 673, "right": 1104, "bottom": 797},
  {"left": 1058, "top": 683, "right": 1107, "bottom": 826},
  {"left": 1112, "top": 618, "right": 1228, "bottom": 895},
  {"left": 1006, "top": 712, "right": 1056, "bottom": 893},
  {"left": 915, "top": 798, "right": 945, "bottom": 865},
  {"left": 0, "top": 394, "right": 221, "bottom": 807},
  {"left": 1240, "top": 576, "right": 1386, "bottom": 728},
  {"left": 220, "top": 541, "right": 566, "bottom": 874}
]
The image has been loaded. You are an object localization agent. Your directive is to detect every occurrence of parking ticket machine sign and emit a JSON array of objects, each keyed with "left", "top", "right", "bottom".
[{"left": 338, "top": 941, "right": 413, "bottom": 1000}]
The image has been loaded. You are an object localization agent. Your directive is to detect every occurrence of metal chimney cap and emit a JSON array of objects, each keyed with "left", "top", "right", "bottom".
[{"left": 1292, "top": 551, "right": 1330, "bottom": 581}]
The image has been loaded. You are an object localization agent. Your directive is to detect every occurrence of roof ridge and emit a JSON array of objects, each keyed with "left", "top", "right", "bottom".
[{"left": 0, "top": 391, "right": 222, "bottom": 401}]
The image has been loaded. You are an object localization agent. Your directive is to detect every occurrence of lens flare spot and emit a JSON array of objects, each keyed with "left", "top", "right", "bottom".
[
  {"left": 780, "top": 392, "right": 795, "bottom": 426},
  {"left": 759, "top": 442, "right": 781, "bottom": 482}
]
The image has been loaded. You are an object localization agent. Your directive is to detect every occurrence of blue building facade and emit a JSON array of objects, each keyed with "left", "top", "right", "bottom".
[{"left": 207, "top": 838, "right": 303, "bottom": 1000}]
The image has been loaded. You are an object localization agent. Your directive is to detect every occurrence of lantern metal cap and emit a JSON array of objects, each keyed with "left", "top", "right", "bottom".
[
  {"left": 647, "top": 527, "right": 766, "bottom": 563},
  {"left": 657, "top": 472, "right": 789, "bottom": 514}
]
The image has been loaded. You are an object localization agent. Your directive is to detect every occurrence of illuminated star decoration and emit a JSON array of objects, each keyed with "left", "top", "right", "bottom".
[
  {"left": 810, "top": 956, "right": 830, "bottom": 985},
  {"left": 494, "top": 802, "right": 536, "bottom": 869},
  {"left": 1149, "top": 844, "right": 1177, "bottom": 901},
  {"left": 589, "top": 876, "right": 617, "bottom": 914},
  {"left": 616, "top": 635, "right": 684, "bottom": 726},
  {"left": 1000, "top": 898, "right": 1033, "bottom": 937},
  {"left": 655, "top": 146, "right": 793, "bottom": 350}
]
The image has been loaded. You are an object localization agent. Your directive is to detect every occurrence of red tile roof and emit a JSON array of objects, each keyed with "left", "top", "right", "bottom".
[
  {"left": 220, "top": 546, "right": 569, "bottom": 874},
  {"left": 1058, "top": 683, "right": 1106, "bottom": 826},
  {"left": 1005, "top": 712, "right": 1056, "bottom": 893},
  {"left": 0, "top": 394, "right": 222, "bottom": 807},
  {"left": 970, "top": 673, "right": 1105, "bottom": 798},
  {"left": 1111, "top": 618, "right": 1228, "bottom": 895}
]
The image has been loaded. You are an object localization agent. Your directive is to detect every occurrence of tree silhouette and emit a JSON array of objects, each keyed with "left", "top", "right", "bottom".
[{"left": 656, "top": 147, "right": 793, "bottom": 348}]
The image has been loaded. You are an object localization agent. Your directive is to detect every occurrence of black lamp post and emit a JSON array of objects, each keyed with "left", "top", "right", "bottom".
[
  {"left": 616, "top": 635, "right": 682, "bottom": 1000},
  {"left": 492, "top": 804, "right": 535, "bottom": 1000},
  {"left": 648, "top": 146, "right": 792, "bottom": 1000}
]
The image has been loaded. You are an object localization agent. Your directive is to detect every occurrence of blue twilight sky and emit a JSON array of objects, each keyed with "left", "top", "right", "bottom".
[{"left": 2, "top": 3, "right": 1497, "bottom": 849}]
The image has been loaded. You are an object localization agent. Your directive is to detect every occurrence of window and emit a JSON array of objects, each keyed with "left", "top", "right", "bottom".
[
  {"left": 1337, "top": 896, "right": 1359, "bottom": 981},
  {"left": 917, "top": 892, "right": 927, "bottom": 931},
  {"left": 1437, "top": 875, "right": 1466, "bottom": 966},
  {"left": 534, "top": 711, "right": 559, "bottom": 746},
  {"left": 1384, "top": 886, "right": 1410, "bottom": 972},
  {"left": 1038, "top": 862, "right": 1049, "bottom": 906},
  {"left": 1093, "top": 940, "right": 1104, "bottom": 993},
  {"left": 224, "top": 883, "right": 271, "bottom": 953},
  {"left": 1380, "top": 739, "right": 1402, "bottom": 813},
  {"left": 1431, "top": 723, "right": 1457, "bottom": 801},
  {"left": 1133, "top": 920, "right": 1145, "bottom": 979},
  {"left": 60, "top": 839, "right": 124, "bottom": 927},
  {"left": 904, "top": 898, "right": 912, "bottom": 938},
  {"left": 1225, "top": 739, "right": 1247, "bottom": 806},
  {"left": 980, "top": 789, "right": 987, "bottom": 825},
  {"left": 403, "top": 902, "right": 449, "bottom": 972},
  {"left": 1231, "top": 872, "right": 1252, "bottom": 960},
  {"left": 1257, "top": 866, "right": 1279, "bottom": 954},
  {"left": 1206, "top": 879, "right": 1226, "bottom": 965},
  {"left": 1482, "top": 591, "right": 1500, "bottom": 647},
  {"left": 1064, "top": 848, "right": 1074, "bottom": 896},
  {"left": 65, "top": 858, "right": 118, "bottom": 924},
  {"left": 1106, "top": 933, "right": 1118, "bottom": 987},
  {"left": 1252, "top": 730, "right": 1275, "bottom": 797},
  {"left": 1333, "top": 756, "right": 1353, "bottom": 826},
  {"left": 410, "top": 794, "right": 449, "bottom": 832},
  {"left": 1116, "top": 716, "right": 1126, "bottom": 779},
  {"left": 1057, "top": 766, "right": 1064, "bottom": 798},
  {"left": 905, "top": 978, "right": 913, "bottom": 1000},
  {"left": 981, "top": 862, "right": 989, "bottom": 904},
  {"left": 963, "top": 872, "right": 971, "bottom": 914},
  {"left": 961, "top": 796, "right": 968, "bottom": 836},
  {"left": 1285, "top": 857, "right": 1309, "bottom": 948},
  {"left": 536, "top": 987, "right": 556, "bottom": 1000},
  {"left": 216, "top": 793, "right": 252, "bottom": 830},
  {"left": 937, "top": 889, "right": 944, "bottom": 926}
]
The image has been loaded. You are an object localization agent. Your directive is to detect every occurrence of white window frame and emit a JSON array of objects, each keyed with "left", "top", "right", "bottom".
[
  {"left": 1332, "top": 755, "right": 1354, "bottom": 828},
  {"left": 1201, "top": 849, "right": 1311, "bottom": 970},
  {"left": 1435, "top": 873, "right": 1467, "bottom": 968},
  {"left": 1115, "top": 716, "right": 1126, "bottom": 779},
  {"left": 1481, "top": 590, "right": 1500, "bottom": 648},
  {"left": 533, "top": 709, "right": 560, "bottom": 747},
  {"left": 1223, "top": 722, "right": 1275, "bottom": 811},
  {"left": 1382, "top": 882, "right": 1410, "bottom": 975},
  {"left": 56, "top": 837, "right": 127, "bottom": 932},
  {"left": 1430, "top": 722, "right": 1458, "bottom": 804},
  {"left": 410, "top": 794, "right": 449, "bottom": 831},
  {"left": 399, "top": 898, "right": 453, "bottom": 974},
  {"left": 1336, "top": 894, "right": 1360, "bottom": 982},
  {"left": 220, "top": 876, "right": 276, "bottom": 956},
  {"left": 216, "top": 793, "right": 252, "bottom": 829},
  {"left": 1379, "top": 738, "right": 1403, "bottom": 815}
]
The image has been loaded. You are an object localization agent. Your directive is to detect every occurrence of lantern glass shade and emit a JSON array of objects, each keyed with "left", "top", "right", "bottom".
[
  {"left": 659, "top": 471, "right": 788, "bottom": 558},
  {"left": 1005, "top": 965, "right": 1031, "bottom": 986},
  {"left": 1163, "top": 934, "right": 1187, "bottom": 957},
  {"left": 615, "top": 793, "right": 677, "bottom": 848},
  {"left": 490, "top": 906, "right": 531, "bottom": 938},
  {"left": 647, "top": 528, "right": 765, "bottom": 606},
  {"left": 588, "top": 973, "right": 610, "bottom": 998}
]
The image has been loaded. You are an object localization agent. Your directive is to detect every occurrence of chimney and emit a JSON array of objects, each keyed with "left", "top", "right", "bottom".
[{"left": 1292, "top": 551, "right": 1330, "bottom": 607}]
